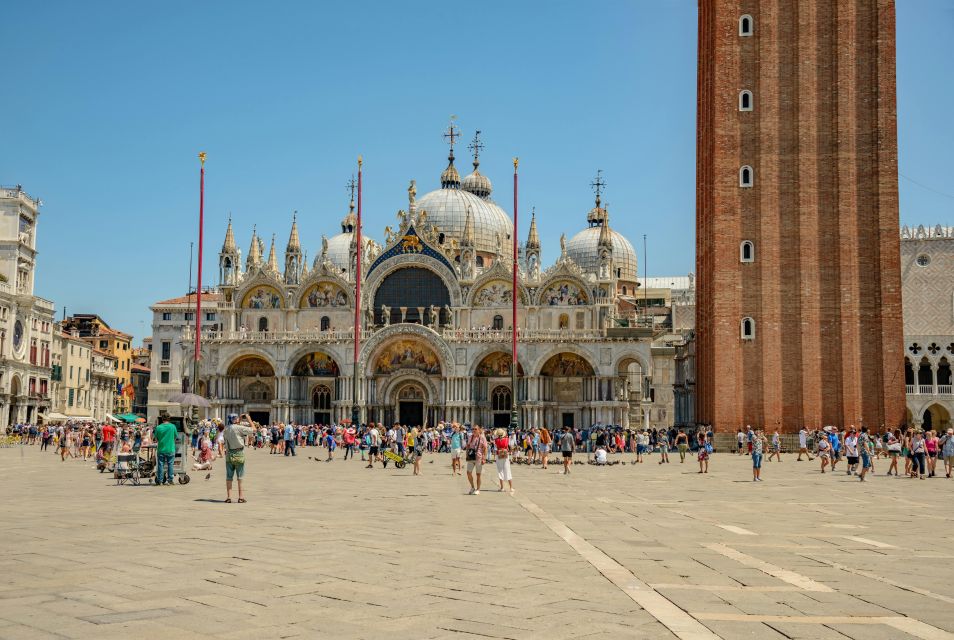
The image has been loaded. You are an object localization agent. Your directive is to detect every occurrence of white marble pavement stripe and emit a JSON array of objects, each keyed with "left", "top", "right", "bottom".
[
  {"left": 514, "top": 493, "right": 721, "bottom": 640},
  {"left": 692, "top": 613, "right": 954, "bottom": 640},
  {"left": 702, "top": 543, "right": 833, "bottom": 592}
]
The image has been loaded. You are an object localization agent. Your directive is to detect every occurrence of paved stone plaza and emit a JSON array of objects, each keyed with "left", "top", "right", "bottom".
[{"left": 1, "top": 448, "right": 953, "bottom": 640}]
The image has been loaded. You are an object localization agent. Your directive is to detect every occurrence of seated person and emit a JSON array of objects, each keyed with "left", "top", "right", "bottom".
[{"left": 594, "top": 447, "right": 608, "bottom": 465}]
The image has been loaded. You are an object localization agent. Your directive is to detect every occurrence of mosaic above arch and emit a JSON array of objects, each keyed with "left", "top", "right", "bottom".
[
  {"left": 292, "top": 352, "right": 340, "bottom": 377},
  {"left": 373, "top": 339, "right": 441, "bottom": 376},
  {"left": 540, "top": 352, "right": 594, "bottom": 377},
  {"left": 228, "top": 355, "right": 275, "bottom": 377},
  {"left": 242, "top": 285, "right": 284, "bottom": 309},
  {"left": 474, "top": 352, "right": 525, "bottom": 377},
  {"left": 540, "top": 280, "right": 588, "bottom": 306},
  {"left": 300, "top": 281, "right": 348, "bottom": 308}
]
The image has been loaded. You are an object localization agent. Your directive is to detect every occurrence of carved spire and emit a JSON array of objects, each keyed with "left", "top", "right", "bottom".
[
  {"left": 246, "top": 225, "right": 262, "bottom": 269},
  {"left": 598, "top": 205, "right": 613, "bottom": 249},
  {"left": 222, "top": 215, "right": 237, "bottom": 252},
  {"left": 267, "top": 234, "right": 279, "bottom": 273},
  {"left": 286, "top": 212, "right": 301, "bottom": 253},
  {"left": 462, "top": 206, "right": 475, "bottom": 246},
  {"left": 527, "top": 207, "right": 540, "bottom": 250}
]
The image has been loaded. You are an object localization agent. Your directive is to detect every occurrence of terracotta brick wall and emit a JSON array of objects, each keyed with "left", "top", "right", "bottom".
[{"left": 696, "top": 0, "right": 905, "bottom": 433}]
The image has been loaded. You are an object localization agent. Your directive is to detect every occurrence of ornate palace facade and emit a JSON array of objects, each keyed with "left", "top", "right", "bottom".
[{"left": 149, "top": 145, "right": 675, "bottom": 430}]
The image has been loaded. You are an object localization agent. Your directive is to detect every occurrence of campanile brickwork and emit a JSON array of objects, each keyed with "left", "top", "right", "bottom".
[{"left": 696, "top": 0, "right": 906, "bottom": 433}]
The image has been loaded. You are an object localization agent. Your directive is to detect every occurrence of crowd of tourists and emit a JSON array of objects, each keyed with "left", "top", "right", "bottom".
[{"left": 9, "top": 417, "right": 951, "bottom": 501}]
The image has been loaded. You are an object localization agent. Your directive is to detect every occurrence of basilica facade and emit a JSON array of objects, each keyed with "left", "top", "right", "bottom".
[{"left": 149, "top": 145, "right": 672, "bottom": 430}]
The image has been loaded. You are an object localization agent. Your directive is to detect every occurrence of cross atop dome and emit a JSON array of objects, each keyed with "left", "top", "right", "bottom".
[
  {"left": 591, "top": 169, "right": 606, "bottom": 207},
  {"left": 443, "top": 116, "right": 461, "bottom": 163},
  {"left": 468, "top": 129, "right": 483, "bottom": 170},
  {"left": 440, "top": 117, "right": 462, "bottom": 189}
]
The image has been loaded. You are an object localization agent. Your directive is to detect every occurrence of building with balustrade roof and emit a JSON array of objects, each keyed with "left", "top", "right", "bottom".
[
  {"left": 901, "top": 224, "right": 954, "bottom": 430},
  {"left": 147, "top": 143, "right": 685, "bottom": 430},
  {"left": 0, "top": 185, "right": 56, "bottom": 430}
]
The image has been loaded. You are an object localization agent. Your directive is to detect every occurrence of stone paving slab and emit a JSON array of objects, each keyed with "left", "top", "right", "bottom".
[{"left": 1, "top": 448, "right": 953, "bottom": 639}]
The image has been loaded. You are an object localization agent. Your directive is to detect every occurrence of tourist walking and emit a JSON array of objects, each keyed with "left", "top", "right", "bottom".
[
  {"left": 154, "top": 418, "right": 177, "bottom": 486},
  {"left": 493, "top": 428, "right": 514, "bottom": 493},
  {"left": 925, "top": 429, "right": 939, "bottom": 477},
  {"left": 675, "top": 429, "right": 689, "bottom": 463},
  {"left": 658, "top": 429, "right": 670, "bottom": 464},
  {"left": 559, "top": 426, "right": 575, "bottom": 474},
  {"left": 858, "top": 426, "right": 874, "bottom": 482},
  {"left": 224, "top": 413, "right": 256, "bottom": 503},
  {"left": 797, "top": 426, "right": 813, "bottom": 461},
  {"left": 910, "top": 429, "right": 927, "bottom": 479},
  {"left": 283, "top": 422, "right": 296, "bottom": 457},
  {"left": 886, "top": 430, "right": 902, "bottom": 475},
  {"left": 817, "top": 431, "right": 832, "bottom": 473},
  {"left": 768, "top": 430, "right": 781, "bottom": 462},
  {"left": 751, "top": 428, "right": 765, "bottom": 481},
  {"left": 939, "top": 428, "right": 954, "bottom": 478},
  {"left": 366, "top": 423, "right": 381, "bottom": 469},
  {"left": 410, "top": 427, "right": 423, "bottom": 475},
  {"left": 449, "top": 423, "right": 463, "bottom": 475},
  {"left": 844, "top": 428, "right": 859, "bottom": 475},
  {"left": 539, "top": 426, "right": 552, "bottom": 469},
  {"left": 465, "top": 425, "right": 488, "bottom": 494},
  {"left": 697, "top": 430, "right": 710, "bottom": 473}
]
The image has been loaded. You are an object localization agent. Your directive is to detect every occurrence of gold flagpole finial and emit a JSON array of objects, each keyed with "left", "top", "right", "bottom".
[
  {"left": 513, "top": 157, "right": 519, "bottom": 170},
  {"left": 198, "top": 151, "right": 207, "bottom": 165},
  {"left": 358, "top": 155, "right": 363, "bottom": 168}
]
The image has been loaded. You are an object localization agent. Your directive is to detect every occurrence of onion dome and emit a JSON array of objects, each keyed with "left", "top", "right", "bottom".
[
  {"left": 461, "top": 130, "right": 492, "bottom": 199},
  {"left": 324, "top": 197, "right": 379, "bottom": 274},
  {"left": 565, "top": 180, "right": 637, "bottom": 281}
]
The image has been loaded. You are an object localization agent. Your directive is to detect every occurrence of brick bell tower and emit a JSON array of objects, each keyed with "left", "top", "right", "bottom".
[{"left": 696, "top": 1, "right": 906, "bottom": 433}]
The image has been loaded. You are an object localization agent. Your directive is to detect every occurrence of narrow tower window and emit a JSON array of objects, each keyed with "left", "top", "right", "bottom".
[
  {"left": 740, "top": 166, "right": 754, "bottom": 188},
  {"left": 741, "top": 317, "right": 755, "bottom": 340},
  {"left": 739, "top": 90, "right": 753, "bottom": 111},
  {"left": 740, "top": 241, "right": 754, "bottom": 263},
  {"left": 739, "top": 15, "right": 754, "bottom": 36}
]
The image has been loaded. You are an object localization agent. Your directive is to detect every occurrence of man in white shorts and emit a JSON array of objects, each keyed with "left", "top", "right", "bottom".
[{"left": 449, "top": 423, "right": 464, "bottom": 476}]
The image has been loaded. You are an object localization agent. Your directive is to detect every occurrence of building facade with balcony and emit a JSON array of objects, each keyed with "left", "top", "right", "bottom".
[
  {"left": 61, "top": 314, "right": 133, "bottom": 413},
  {"left": 902, "top": 225, "right": 954, "bottom": 430},
  {"left": 149, "top": 152, "right": 676, "bottom": 430},
  {"left": 0, "top": 185, "right": 55, "bottom": 430}
]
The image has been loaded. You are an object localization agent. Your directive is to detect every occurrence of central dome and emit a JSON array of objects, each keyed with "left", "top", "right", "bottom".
[
  {"left": 416, "top": 186, "right": 513, "bottom": 257},
  {"left": 566, "top": 226, "right": 638, "bottom": 281}
]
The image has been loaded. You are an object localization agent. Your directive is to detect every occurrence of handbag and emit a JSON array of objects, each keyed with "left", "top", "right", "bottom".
[{"left": 226, "top": 447, "right": 246, "bottom": 466}]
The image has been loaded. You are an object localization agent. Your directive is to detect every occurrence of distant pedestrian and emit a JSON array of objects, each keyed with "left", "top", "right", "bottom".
[
  {"left": 675, "top": 429, "right": 689, "bottom": 463},
  {"left": 154, "top": 418, "right": 177, "bottom": 486},
  {"left": 751, "top": 429, "right": 765, "bottom": 481},
  {"left": 697, "top": 430, "right": 710, "bottom": 473},
  {"left": 940, "top": 428, "right": 954, "bottom": 478},
  {"left": 224, "top": 413, "right": 256, "bottom": 503},
  {"left": 797, "top": 427, "right": 813, "bottom": 461},
  {"left": 283, "top": 422, "right": 296, "bottom": 457},
  {"left": 858, "top": 426, "right": 873, "bottom": 482},
  {"left": 493, "top": 428, "right": 513, "bottom": 493},
  {"left": 465, "top": 425, "right": 488, "bottom": 495},
  {"left": 559, "top": 426, "right": 575, "bottom": 474}
]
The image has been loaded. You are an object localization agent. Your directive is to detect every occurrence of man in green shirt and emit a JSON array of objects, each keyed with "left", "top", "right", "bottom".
[{"left": 154, "top": 419, "right": 178, "bottom": 486}]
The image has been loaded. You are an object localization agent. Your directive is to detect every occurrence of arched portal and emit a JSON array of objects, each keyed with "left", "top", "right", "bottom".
[
  {"left": 539, "top": 352, "right": 596, "bottom": 429},
  {"left": 923, "top": 403, "right": 951, "bottom": 431},
  {"left": 227, "top": 356, "right": 275, "bottom": 425},
  {"left": 312, "top": 385, "right": 333, "bottom": 425},
  {"left": 373, "top": 267, "right": 450, "bottom": 326},
  {"left": 395, "top": 382, "right": 426, "bottom": 427}
]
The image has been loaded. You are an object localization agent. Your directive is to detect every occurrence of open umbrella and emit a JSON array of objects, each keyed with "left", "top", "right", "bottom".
[{"left": 167, "top": 392, "right": 211, "bottom": 408}]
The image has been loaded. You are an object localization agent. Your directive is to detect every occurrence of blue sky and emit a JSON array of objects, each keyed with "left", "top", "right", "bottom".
[{"left": 2, "top": 1, "right": 951, "bottom": 343}]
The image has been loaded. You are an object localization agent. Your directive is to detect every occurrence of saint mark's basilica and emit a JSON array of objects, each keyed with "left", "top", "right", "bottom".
[{"left": 148, "top": 132, "right": 684, "bottom": 431}]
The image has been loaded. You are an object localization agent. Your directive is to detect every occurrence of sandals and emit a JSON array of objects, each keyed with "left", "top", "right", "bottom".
[
  {"left": 224, "top": 498, "right": 232, "bottom": 503},
  {"left": 238, "top": 498, "right": 247, "bottom": 503}
]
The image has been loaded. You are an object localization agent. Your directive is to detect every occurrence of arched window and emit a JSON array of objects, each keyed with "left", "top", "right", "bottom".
[
  {"left": 558, "top": 313, "right": 569, "bottom": 330},
  {"left": 739, "top": 90, "right": 753, "bottom": 111},
  {"left": 492, "top": 315, "right": 504, "bottom": 330},
  {"left": 740, "top": 165, "right": 754, "bottom": 188},
  {"left": 492, "top": 386, "right": 512, "bottom": 412},
  {"left": 622, "top": 286, "right": 627, "bottom": 295},
  {"left": 739, "top": 15, "right": 753, "bottom": 36},
  {"left": 438, "top": 233, "right": 445, "bottom": 245},
  {"left": 312, "top": 385, "right": 332, "bottom": 410},
  {"left": 320, "top": 316, "right": 330, "bottom": 331},
  {"left": 740, "top": 240, "right": 754, "bottom": 263},
  {"left": 476, "top": 256, "right": 485, "bottom": 268},
  {"left": 741, "top": 317, "right": 755, "bottom": 340},
  {"left": 258, "top": 316, "right": 268, "bottom": 332}
]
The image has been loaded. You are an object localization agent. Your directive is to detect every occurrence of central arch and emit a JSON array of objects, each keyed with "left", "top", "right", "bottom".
[{"left": 373, "top": 266, "right": 451, "bottom": 326}]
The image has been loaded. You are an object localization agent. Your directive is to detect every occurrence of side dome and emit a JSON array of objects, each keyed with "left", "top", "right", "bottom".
[
  {"left": 461, "top": 169, "right": 492, "bottom": 199},
  {"left": 415, "top": 187, "right": 513, "bottom": 257},
  {"left": 565, "top": 226, "right": 638, "bottom": 281}
]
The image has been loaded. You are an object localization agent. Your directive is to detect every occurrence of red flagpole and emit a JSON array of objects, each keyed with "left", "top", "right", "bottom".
[
  {"left": 194, "top": 152, "right": 206, "bottom": 395},
  {"left": 351, "top": 156, "right": 363, "bottom": 425},
  {"left": 511, "top": 157, "right": 519, "bottom": 430}
]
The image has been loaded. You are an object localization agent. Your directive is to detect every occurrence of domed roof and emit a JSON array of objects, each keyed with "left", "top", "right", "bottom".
[
  {"left": 566, "top": 225, "right": 638, "bottom": 281},
  {"left": 461, "top": 169, "right": 492, "bottom": 199},
  {"left": 325, "top": 232, "right": 353, "bottom": 274},
  {"left": 416, "top": 186, "right": 513, "bottom": 257}
]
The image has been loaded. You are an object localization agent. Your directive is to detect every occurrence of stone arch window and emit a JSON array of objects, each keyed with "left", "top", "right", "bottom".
[
  {"left": 258, "top": 316, "right": 268, "bottom": 332},
  {"left": 312, "top": 385, "right": 332, "bottom": 410},
  {"left": 558, "top": 313, "right": 570, "bottom": 330},
  {"left": 917, "top": 357, "right": 933, "bottom": 386},
  {"left": 492, "top": 315, "right": 504, "bottom": 330},
  {"left": 904, "top": 357, "right": 915, "bottom": 386},
  {"left": 622, "top": 285, "right": 627, "bottom": 295},
  {"left": 320, "top": 316, "right": 330, "bottom": 331},
  {"left": 438, "top": 233, "right": 445, "bottom": 245},
  {"left": 739, "top": 14, "right": 754, "bottom": 36},
  {"left": 476, "top": 256, "right": 485, "bottom": 268},
  {"left": 740, "top": 240, "right": 754, "bottom": 263},
  {"left": 740, "top": 166, "right": 754, "bottom": 188},
  {"left": 245, "top": 381, "right": 271, "bottom": 402},
  {"left": 741, "top": 316, "right": 755, "bottom": 340},
  {"left": 938, "top": 358, "right": 952, "bottom": 386},
  {"left": 491, "top": 385, "right": 511, "bottom": 412},
  {"left": 739, "top": 90, "right": 753, "bottom": 111}
]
